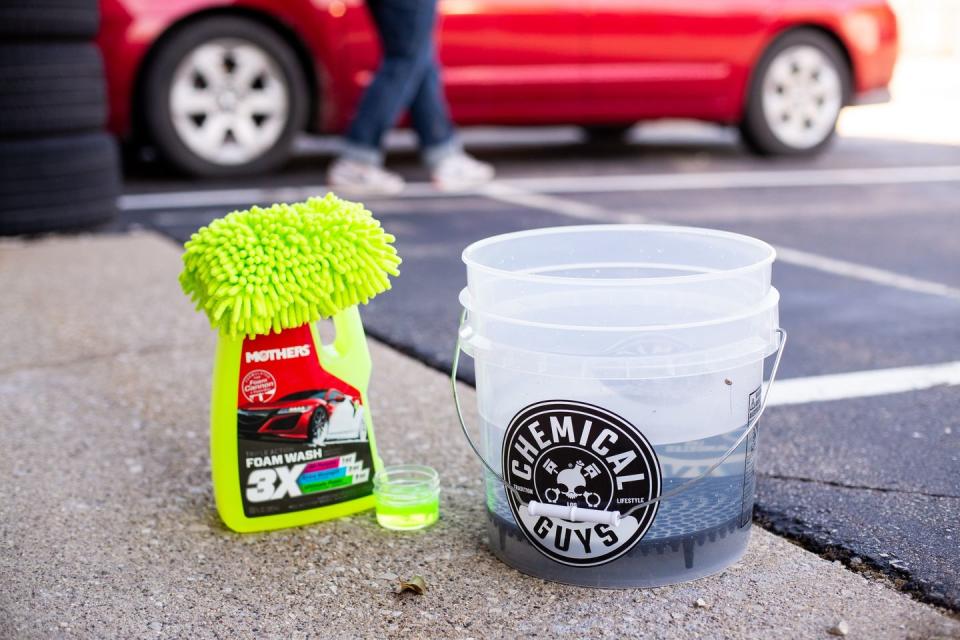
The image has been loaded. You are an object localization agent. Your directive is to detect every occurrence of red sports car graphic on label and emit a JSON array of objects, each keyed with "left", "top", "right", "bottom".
[{"left": 238, "top": 388, "right": 366, "bottom": 445}]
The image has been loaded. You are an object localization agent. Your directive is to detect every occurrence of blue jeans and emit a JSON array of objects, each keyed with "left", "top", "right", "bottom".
[{"left": 342, "top": 0, "right": 460, "bottom": 167}]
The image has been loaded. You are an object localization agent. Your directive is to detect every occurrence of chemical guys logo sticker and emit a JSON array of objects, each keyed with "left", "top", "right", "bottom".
[{"left": 502, "top": 401, "right": 661, "bottom": 567}]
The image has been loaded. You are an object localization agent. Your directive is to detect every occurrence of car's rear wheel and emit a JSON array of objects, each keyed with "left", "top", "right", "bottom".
[
  {"left": 308, "top": 409, "right": 329, "bottom": 445},
  {"left": 143, "top": 17, "right": 308, "bottom": 177},
  {"left": 740, "top": 29, "right": 849, "bottom": 156}
]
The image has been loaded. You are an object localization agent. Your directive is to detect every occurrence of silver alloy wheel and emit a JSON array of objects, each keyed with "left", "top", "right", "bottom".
[
  {"left": 761, "top": 44, "right": 843, "bottom": 150},
  {"left": 169, "top": 38, "right": 289, "bottom": 166}
]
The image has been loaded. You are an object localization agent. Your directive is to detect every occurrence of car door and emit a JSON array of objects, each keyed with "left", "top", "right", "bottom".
[
  {"left": 338, "top": 0, "right": 589, "bottom": 127},
  {"left": 584, "top": 0, "right": 771, "bottom": 122},
  {"left": 438, "top": 0, "right": 589, "bottom": 124}
]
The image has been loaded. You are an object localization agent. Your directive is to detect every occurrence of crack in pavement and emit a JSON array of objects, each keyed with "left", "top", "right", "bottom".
[
  {"left": 759, "top": 473, "right": 960, "bottom": 500},
  {"left": 0, "top": 341, "right": 211, "bottom": 378}
]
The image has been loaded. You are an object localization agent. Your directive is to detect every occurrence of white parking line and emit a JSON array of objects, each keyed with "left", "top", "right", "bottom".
[
  {"left": 774, "top": 247, "right": 960, "bottom": 300},
  {"left": 768, "top": 360, "right": 960, "bottom": 406},
  {"left": 479, "top": 183, "right": 650, "bottom": 223},
  {"left": 497, "top": 164, "right": 960, "bottom": 194},
  {"left": 118, "top": 164, "right": 960, "bottom": 211},
  {"left": 118, "top": 182, "right": 439, "bottom": 211},
  {"left": 121, "top": 165, "right": 960, "bottom": 300},
  {"left": 480, "top": 183, "right": 960, "bottom": 301}
]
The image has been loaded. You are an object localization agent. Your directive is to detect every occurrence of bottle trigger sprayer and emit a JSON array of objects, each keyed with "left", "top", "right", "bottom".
[{"left": 179, "top": 194, "right": 401, "bottom": 532}]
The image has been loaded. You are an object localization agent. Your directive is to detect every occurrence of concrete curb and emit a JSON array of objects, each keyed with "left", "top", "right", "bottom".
[{"left": 0, "top": 232, "right": 957, "bottom": 639}]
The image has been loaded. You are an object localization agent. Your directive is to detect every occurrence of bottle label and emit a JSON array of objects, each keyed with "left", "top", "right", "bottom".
[
  {"left": 236, "top": 324, "right": 373, "bottom": 517},
  {"left": 739, "top": 386, "right": 762, "bottom": 527}
]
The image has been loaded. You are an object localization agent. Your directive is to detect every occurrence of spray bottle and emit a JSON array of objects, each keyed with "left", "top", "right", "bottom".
[{"left": 180, "top": 194, "right": 401, "bottom": 532}]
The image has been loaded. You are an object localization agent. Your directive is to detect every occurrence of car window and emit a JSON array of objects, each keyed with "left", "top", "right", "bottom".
[{"left": 279, "top": 389, "right": 322, "bottom": 401}]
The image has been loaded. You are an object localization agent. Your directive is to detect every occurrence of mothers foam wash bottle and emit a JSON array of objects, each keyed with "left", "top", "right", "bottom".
[
  {"left": 179, "top": 195, "right": 400, "bottom": 532},
  {"left": 210, "top": 306, "right": 381, "bottom": 532}
]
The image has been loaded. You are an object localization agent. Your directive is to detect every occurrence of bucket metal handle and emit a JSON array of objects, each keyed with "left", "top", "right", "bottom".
[{"left": 451, "top": 308, "right": 787, "bottom": 526}]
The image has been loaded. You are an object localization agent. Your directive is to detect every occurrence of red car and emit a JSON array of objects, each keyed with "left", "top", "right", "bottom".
[
  {"left": 98, "top": 0, "right": 897, "bottom": 177},
  {"left": 238, "top": 388, "right": 366, "bottom": 444}
]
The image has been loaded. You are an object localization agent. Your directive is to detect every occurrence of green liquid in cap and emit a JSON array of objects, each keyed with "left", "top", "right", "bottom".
[{"left": 375, "top": 496, "right": 439, "bottom": 531}]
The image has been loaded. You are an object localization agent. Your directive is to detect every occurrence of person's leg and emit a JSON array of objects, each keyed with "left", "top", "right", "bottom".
[
  {"left": 408, "top": 53, "right": 459, "bottom": 167},
  {"left": 341, "top": 0, "right": 439, "bottom": 164},
  {"left": 329, "top": 0, "right": 440, "bottom": 194},
  {"left": 408, "top": 51, "right": 494, "bottom": 191}
]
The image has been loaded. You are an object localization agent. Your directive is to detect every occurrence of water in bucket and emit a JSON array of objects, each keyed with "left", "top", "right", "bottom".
[{"left": 455, "top": 225, "right": 783, "bottom": 588}]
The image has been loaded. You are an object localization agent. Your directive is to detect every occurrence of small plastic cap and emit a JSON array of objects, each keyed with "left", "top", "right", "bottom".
[{"left": 373, "top": 465, "right": 440, "bottom": 531}]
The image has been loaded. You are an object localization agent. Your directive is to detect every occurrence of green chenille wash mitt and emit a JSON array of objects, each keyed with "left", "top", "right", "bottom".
[{"left": 180, "top": 193, "right": 401, "bottom": 338}]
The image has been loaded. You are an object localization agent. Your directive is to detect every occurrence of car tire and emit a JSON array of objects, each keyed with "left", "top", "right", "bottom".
[
  {"left": 740, "top": 29, "right": 850, "bottom": 156},
  {"left": 0, "top": 43, "right": 106, "bottom": 137},
  {"left": 0, "top": 132, "right": 119, "bottom": 235},
  {"left": 308, "top": 409, "right": 329, "bottom": 445},
  {"left": 143, "top": 17, "right": 309, "bottom": 177},
  {"left": 0, "top": 0, "right": 99, "bottom": 39}
]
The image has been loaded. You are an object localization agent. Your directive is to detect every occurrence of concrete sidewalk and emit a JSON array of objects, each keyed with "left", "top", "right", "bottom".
[{"left": 0, "top": 233, "right": 956, "bottom": 640}]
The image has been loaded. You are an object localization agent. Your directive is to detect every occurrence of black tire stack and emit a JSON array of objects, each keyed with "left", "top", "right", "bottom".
[{"left": 0, "top": 0, "right": 120, "bottom": 235}]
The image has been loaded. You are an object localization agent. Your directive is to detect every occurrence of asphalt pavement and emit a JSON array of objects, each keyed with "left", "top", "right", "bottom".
[{"left": 116, "top": 122, "right": 960, "bottom": 610}]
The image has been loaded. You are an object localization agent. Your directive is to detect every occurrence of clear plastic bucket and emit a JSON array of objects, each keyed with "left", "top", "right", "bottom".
[{"left": 455, "top": 225, "right": 784, "bottom": 588}]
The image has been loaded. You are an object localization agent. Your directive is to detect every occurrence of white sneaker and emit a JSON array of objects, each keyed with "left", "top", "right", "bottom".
[
  {"left": 327, "top": 158, "right": 405, "bottom": 197},
  {"left": 432, "top": 153, "right": 494, "bottom": 192}
]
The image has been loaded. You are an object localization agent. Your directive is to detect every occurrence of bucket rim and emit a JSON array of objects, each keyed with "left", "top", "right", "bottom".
[
  {"left": 462, "top": 224, "right": 776, "bottom": 287},
  {"left": 459, "top": 286, "right": 780, "bottom": 333}
]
